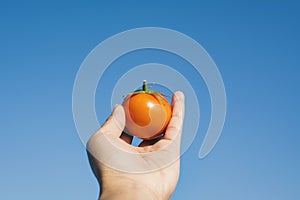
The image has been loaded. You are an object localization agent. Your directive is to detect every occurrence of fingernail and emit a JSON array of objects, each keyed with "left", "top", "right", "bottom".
[{"left": 175, "top": 91, "right": 184, "bottom": 102}]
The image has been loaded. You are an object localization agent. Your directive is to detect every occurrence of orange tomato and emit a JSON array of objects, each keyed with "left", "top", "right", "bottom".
[{"left": 122, "top": 81, "right": 172, "bottom": 140}]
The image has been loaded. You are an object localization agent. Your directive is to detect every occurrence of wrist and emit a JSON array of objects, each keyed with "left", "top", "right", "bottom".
[{"left": 99, "top": 182, "right": 162, "bottom": 200}]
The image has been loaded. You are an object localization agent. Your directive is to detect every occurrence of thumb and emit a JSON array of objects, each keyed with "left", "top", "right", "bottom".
[{"left": 99, "top": 104, "right": 126, "bottom": 137}]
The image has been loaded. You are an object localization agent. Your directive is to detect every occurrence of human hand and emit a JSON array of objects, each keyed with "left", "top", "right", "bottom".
[{"left": 87, "top": 91, "right": 185, "bottom": 200}]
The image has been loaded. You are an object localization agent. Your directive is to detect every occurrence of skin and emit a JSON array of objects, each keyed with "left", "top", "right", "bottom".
[{"left": 87, "top": 91, "right": 185, "bottom": 200}]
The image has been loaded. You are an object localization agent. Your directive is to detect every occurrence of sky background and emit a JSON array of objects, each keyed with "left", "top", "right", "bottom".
[{"left": 1, "top": 0, "right": 299, "bottom": 199}]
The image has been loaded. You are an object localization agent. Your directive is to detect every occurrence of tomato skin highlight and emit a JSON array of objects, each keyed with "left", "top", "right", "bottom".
[{"left": 122, "top": 82, "right": 172, "bottom": 140}]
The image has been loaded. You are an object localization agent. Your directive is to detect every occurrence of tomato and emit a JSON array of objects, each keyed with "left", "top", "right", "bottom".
[{"left": 122, "top": 81, "right": 172, "bottom": 140}]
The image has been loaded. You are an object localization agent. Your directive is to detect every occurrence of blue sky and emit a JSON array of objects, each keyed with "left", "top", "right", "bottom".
[{"left": 1, "top": 0, "right": 299, "bottom": 199}]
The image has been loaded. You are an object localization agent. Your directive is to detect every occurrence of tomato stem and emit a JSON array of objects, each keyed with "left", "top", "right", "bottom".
[{"left": 142, "top": 80, "right": 147, "bottom": 91}]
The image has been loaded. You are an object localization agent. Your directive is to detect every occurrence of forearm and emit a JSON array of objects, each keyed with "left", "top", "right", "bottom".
[
  {"left": 99, "top": 191, "right": 160, "bottom": 200},
  {"left": 99, "top": 184, "right": 163, "bottom": 200}
]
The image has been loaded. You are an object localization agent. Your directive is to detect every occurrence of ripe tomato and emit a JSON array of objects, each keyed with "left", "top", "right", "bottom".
[{"left": 122, "top": 81, "right": 172, "bottom": 140}]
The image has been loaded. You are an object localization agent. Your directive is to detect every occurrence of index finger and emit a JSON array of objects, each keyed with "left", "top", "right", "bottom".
[{"left": 163, "top": 91, "right": 185, "bottom": 141}]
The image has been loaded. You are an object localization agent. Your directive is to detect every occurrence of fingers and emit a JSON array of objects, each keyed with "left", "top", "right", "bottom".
[
  {"left": 87, "top": 104, "right": 128, "bottom": 154},
  {"left": 163, "top": 91, "right": 185, "bottom": 141},
  {"left": 136, "top": 92, "right": 185, "bottom": 150},
  {"left": 97, "top": 104, "right": 126, "bottom": 138},
  {"left": 120, "top": 132, "right": 133, "bottom": 144},
  {"left": 150, "top": 91, "right": 184, "bottom": 152},
  {"left": 138, "top": 138, "right": 160, "bottom": 147}
]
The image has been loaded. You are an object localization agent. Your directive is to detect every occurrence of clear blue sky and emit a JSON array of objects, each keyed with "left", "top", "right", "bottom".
[{"left": 1, "top": 0, "right": 299, "bottom": 199}]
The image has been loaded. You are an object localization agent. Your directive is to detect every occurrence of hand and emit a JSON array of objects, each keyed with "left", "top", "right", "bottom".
[{"left": 87, "top": 91, "right": 185, "bottom": 200}]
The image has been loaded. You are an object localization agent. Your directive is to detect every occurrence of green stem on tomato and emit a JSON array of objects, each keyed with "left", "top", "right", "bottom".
[
  {"left": 142, "top": 80, "right": 147, "bottom": 92},
  {"left": 127, "top": 80, "right": 167, "bottom": 106}
]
